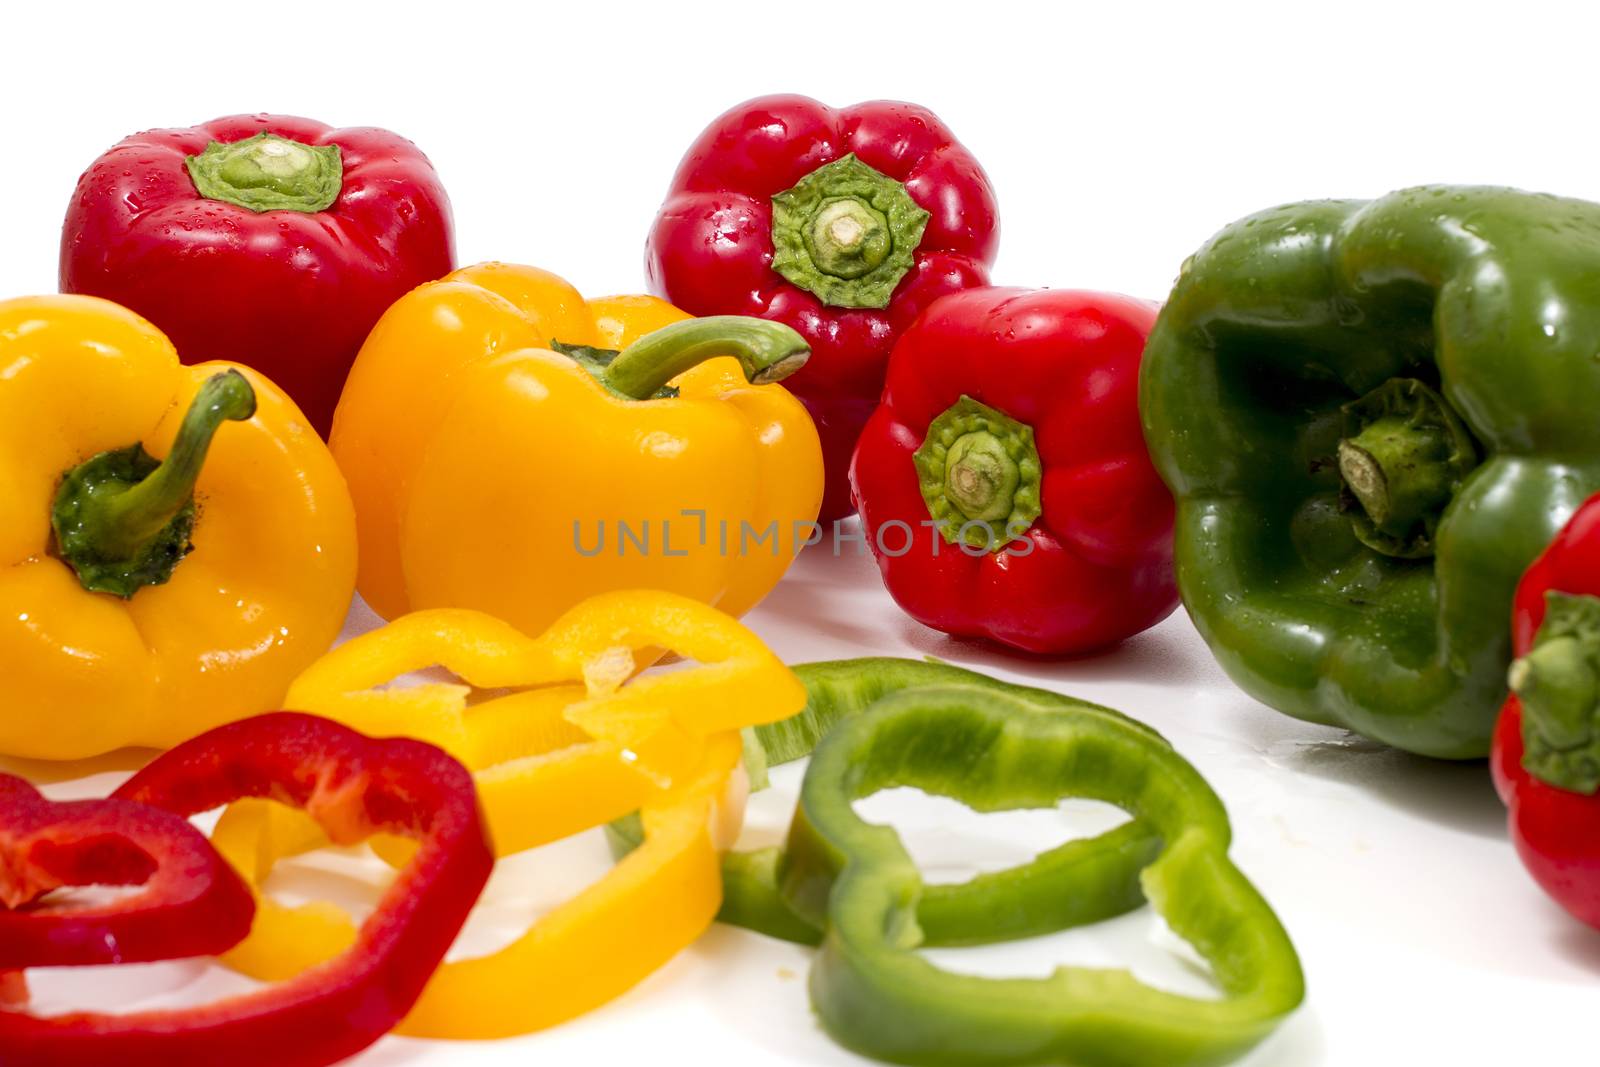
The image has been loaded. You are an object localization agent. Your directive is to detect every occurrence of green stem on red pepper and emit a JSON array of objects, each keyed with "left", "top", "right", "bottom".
[
  {"left": 770, "top": 154, "right": 930, "bottom": 309},
  {"left": 1510, "top": 591, "right": 1600, "bottom": 793},
  {"left": 913, "top": 395, "right": 1042, "bottom": 552},
  {"left": 186, "top": 132, "right": 343, "bottom": 213}
]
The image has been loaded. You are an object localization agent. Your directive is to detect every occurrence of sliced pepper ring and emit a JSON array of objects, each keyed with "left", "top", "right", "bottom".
[
  {"left": 405, "top": 731, "right": 744, "bottom": 1038},
  {"left": 211, "top": 720, "right": 747, "bottom": 1040},
  {"left": 0, "top": 773, "right": 254, "bottom": 970},
  {"left": 285, "top": 590, "right": 805, "bottom": 783},
  {"left": 609, "top": 657, "right": 1165, "bottom": 946},
  {"left": 782, "top": 685, "right": 1304, "bottom": 1067},
  {"left": 212, "top": 592, "right": 803, "bottom": 1039},
  {"left": 1, "top": 713, "right": 492, "bottom": 1067}
]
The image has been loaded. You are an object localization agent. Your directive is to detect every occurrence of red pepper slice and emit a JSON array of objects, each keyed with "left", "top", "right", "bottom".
[
  {"left": 0, "top": 773, "right": 254, "bottom": 970},
  {"left": 0, "top": 712, "right": 493, "bottom": 1067}
]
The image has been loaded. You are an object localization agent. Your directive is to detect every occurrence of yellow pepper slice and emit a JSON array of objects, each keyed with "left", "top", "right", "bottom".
[
  {"left": 211, "top": 590, "right": 801, "bottom": 1038},
  {"left": 285, "top": 590, "right": 798, "bottom": 782},
  {"left": 411, "top": 732, "right": 744, "bottom": 1037}
]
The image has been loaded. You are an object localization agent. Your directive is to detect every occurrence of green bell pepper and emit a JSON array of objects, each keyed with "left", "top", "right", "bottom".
[
  {"left": 1141, "top": 186, "right": 1600, "bottom": 758},
  {"left": 608, "top": 658, "right": 1162, "bottom": 945},
  {"left": 783, "top": 684, "right": 1304, "bottom": 1067}
]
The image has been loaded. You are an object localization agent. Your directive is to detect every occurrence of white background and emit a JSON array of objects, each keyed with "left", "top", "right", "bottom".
[{"left": 5, "top": 2, "right": 1599, "bottom": 1065}]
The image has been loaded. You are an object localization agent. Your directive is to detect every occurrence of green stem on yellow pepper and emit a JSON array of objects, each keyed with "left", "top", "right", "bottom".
[
  {"left": 51, "top": 370, "right": 256, "bottom": 598},
  {"left": 599, "top": 317, "right": 810, "bottom": 400}
]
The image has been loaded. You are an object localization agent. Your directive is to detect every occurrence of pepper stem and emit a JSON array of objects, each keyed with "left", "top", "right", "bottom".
[
  {"left": 944, "top": 431, "right": 1019, "bottom": 522},
  {"left": 770, "top": 154, "right": 931, "bottom": 309},
  {"left": 52, "top": 370, "right": 256, "bottom": 598},
  {"left": 1510, "top": 638, "right": 1596, "bottom": 747},
  {"left": 913, "top": 396, "right": 1042, "bottom": 552},
  {"left": 1336, "top": 378, "right": 1478, "bottom": 558},
  {"left": 1511, "top": 591, "right": 1600, "bottom": 794},
  {"left": 808, "top": 198, "right": 891, "bottom": 280},
  {"left": 186, "top": 132, "right": 343, "bottom": 213},
  {"left": 1337, "top": 419, "right": 1455, "bottom": 532},
  {"left": 598, "top": 317, "right": 810, "bottom": 400},
  {"left": 100, "top": 372, "right": 256, "bottom": 555}
]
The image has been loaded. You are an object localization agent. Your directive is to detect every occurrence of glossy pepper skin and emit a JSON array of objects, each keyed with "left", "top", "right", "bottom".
[
  {"left": 851, "top": 289, "right": 1178, "bottom": 654},
  {"left": 331, "top": 263, "right": 822, "bottom": 637},
  {"left": 207, "top": 592, "right": 805, "bottom": 1039},
  {"left": 3, "top": 713, "right": 492, "bottom": 1067},
  {"left": 608, "top": 657, "right": 1165, "bottom": 947},
  {"left": 647, "top": 95, "right": 998, "bottom": 519},
  {"left": 0, "top": 773, "right": 254, "bottom": 970},
  {"left": 0, "top": 296, "right": 356, "bottom": 760},
  {"left": 1492, "top": 493, "right": 1600, "bottom": 929},
  {"left": 61, "top": 113, "right": 455, "bottom": 436},
  {"left": 1141, "top": 187, "right": 1600, "bottom": 758},
  {"left": 782, "top": 685, "right": 1303, "bottom": 1067}
]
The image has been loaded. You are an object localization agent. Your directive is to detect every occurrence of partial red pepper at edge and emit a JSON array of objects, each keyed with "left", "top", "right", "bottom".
[
  {"left": 647, "top": 95, "right": 998, "bottom": 520},
  {"left": 1493, "top": 492, "right": 1600, "bottom": 929},
  {"left": 850, "top": 288, "right": 1178, "bottom": 654},
  {"left": 1, "top": 713, "right": 492, "bottom": 1067},
  {"left": 0, "top": 774, "right": 254, "bottom": 971}
]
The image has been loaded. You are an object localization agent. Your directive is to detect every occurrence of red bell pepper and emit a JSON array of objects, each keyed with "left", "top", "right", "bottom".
[
  {"left": 850, "top": 288, "right": 1178, "bottom": 654},
  {"left": 646, "top": 95, "right": 998, "bottom": 520},
  {"left": 1492, "top": 492, "right": 1600, "bottom": 929},
  {"left": 0, "top": 773, "right": 254, "bottom": 970},
  {"left": 60, "top": 114, "right": 455, "bottom": 436},
  {"left": 1, "top": 712, "right": 492, "bottom": 1067}
]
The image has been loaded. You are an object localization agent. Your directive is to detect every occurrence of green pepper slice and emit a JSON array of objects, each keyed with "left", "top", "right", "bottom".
[
  {"left": 784, "top": 685, "right": 1304, "bottom": 1067},
  {"left": 608, "top": 658, "right": 1163, "bottom": 945}
]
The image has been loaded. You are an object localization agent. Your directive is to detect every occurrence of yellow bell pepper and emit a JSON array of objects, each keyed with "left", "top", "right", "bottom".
[
  {"left": 209, "top": 590, "right": 803, "bottom": 1039},
  {"left": 0, "top": 295, "right": 356, "bottom": 760},
  {"left": 329, "top": 263, "right": 823, "bottom": 638}
]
